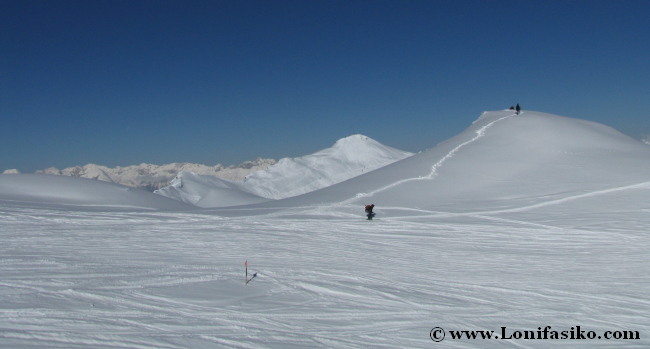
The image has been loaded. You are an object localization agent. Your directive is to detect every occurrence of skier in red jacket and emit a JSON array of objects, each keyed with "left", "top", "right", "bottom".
[{"left": 365, "top": 204, "right": 375, "bottom": 220}]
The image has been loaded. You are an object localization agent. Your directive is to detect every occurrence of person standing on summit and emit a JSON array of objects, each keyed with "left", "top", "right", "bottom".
[{"left": 516, "top": 104, "right": 521, "bottom": 115}]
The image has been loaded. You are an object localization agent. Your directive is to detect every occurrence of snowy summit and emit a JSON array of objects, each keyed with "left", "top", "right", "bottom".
[{"left": 154, "top": 134, "right": 413, "bottom": 207}]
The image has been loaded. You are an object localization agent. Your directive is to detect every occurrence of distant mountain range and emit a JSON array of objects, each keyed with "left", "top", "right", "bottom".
[
  {"left": 2, "top": 134, "right": 413, "bottom": 200},
  {"left": 3, "top": 159, "right": 276, "bottom": 191}
]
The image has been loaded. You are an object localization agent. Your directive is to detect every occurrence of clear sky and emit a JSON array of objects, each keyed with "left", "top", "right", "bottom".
[{"left": 2, "top": 0, "right": 649, "bottom": 173}]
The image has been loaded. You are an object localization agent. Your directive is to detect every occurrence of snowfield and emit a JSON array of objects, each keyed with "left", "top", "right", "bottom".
[{"left": 1, "top": 110, "right": 649, "bottom": 348}]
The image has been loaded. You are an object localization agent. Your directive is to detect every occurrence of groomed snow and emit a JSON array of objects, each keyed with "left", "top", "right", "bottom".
[{"left": 1, "top": 110, "right": 649, "bottom": 348}]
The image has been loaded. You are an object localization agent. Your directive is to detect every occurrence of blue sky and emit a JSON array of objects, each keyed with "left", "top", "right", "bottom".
[{"left": 2, "top": 0, "right": 649, "bottom": 173}]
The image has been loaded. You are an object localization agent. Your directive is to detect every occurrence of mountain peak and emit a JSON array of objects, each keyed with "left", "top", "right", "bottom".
[
  {"left": 155, "top": 135, "right": 414, "bottom": 206},
  {"left": 240, "top": 135, "right": 414, "bottom": 200},
  {"left": 333, "top": 134, "right": 371, "bottom": 144}
]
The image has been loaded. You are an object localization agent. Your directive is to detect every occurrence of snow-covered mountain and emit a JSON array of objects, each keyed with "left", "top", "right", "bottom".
[
  {"left": 154, "top": 134, "right": 414, "bottom": 207},
  {"left": 28, "top": 158, "right": 276, "bottom": 191},
  {"left": 5, "top": 111, "right": 649, "bottom": 213},
  {"left": 249, "top": 110, "right": 650, "bottom": 214},
  {"left": 241, "top": 134, "right": 415, "bottom": 199}
]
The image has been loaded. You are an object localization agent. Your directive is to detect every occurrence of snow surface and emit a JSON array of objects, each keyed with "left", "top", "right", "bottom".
[
  {"left": 155, "top": 134, "right": 413, "bottom": 207},
  {"left": 0, "top": 174, "right": 194, "bottom": 211},
  {"left": 1, "top": 110, "right": 650, "bottom": 348},
  {"left": 154, "top": 171, "right": 271, "bottom": 208}
]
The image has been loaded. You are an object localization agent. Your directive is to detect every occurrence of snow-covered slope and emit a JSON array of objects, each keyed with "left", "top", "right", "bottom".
[
  {"left": 0, "top": 174, "right": 194, "bottom": 210},
  {"left": 31, "top": 158, "right": 276, "bottom": 190},
  {"left": 154, "top": 134, "right": 414, "bottom": 207},
  {"left": 230, "top": 110, "right": 650, "bottom": 215},
  {"left": 155, "top": 171, "right": 270, "bottom": 208}
]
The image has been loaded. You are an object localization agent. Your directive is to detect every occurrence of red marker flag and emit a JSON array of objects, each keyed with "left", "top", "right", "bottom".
[{"left": 245, "top": 260, "right": 247, "bottom": 267}]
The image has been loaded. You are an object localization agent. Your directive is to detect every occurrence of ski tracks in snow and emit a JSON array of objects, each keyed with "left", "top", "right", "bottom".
[
  {"left": 3, "top": 206, "right": 649, "bottom": 348},
  {"left": 483, "top": 180, "right": 650, "bottom": 214}
]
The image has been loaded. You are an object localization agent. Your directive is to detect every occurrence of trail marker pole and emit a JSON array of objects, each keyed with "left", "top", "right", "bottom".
[{"left": 245, "top": 260, "right": 248, "bottom": 285}]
